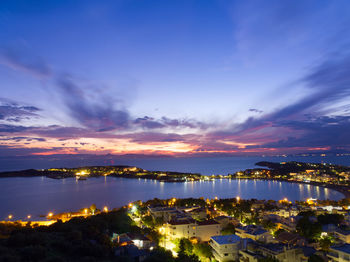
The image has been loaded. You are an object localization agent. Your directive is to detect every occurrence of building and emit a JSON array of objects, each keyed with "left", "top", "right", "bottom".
[
  {"left": 328, "top": 244, "right": 350, "bottom": 262},
  {"left": 148, "top": 206, "right": 183, "bottom": 222},
  {"left": 335, "top": 230, "right": 350, "bottom": 244},
  {"left": 276, "top": 231, "right": 307, "bottom": 246},
  {"left": 214, "top": 216, "right": 240, "bottom": 227},
  {"left": 235, "top": 225, "right": 274, "bottom": 243},
  {"left": 209, "top": 234, "right": 242, "bottom": 262},
  {"left": 165, "top": 218, "right": 221, "bottom": 242},
  {"left": 185, "top": 207, "right": 208, "bottom": 221},
  {"left": 277, "top": 217, "right": 297, "bottom": 232},
  {"left": 274, "top": 208, "right": 299, "bottom": 218},
  {"left": 240, "top": 243, "right": 308, "bottom": 262}
]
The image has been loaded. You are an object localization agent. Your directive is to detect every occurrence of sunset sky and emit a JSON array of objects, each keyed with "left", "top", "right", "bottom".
[{"left": 1, "top": 0, "right": 350, "bottom": 161}]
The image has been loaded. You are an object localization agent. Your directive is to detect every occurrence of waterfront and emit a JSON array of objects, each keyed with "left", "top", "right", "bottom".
[
  {"left": 1, "top": 155, "right": 349, "bottom": 174},
  {"left": 0, "top": 176, "right": 344, "bottom": 219}
]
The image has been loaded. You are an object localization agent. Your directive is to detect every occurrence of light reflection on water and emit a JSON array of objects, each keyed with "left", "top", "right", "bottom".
[{"left": 0, "top": 177, "right": 344, "bottom": 219}]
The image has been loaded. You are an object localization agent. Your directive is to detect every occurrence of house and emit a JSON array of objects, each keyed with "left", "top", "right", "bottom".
[
  {"left": 235, "top": 225, "right": 274, "bottom": 243},
  {"left": 112, "top": 233, "right": 133, "bottom": 246},
  {"left": 335, "top": 229, "right": 350, "bottom": 244},
  {"left": 274, "top": 208, "right": 299, "bottom": 218},
  {"left": 328, "top": 244, "right": 350, "bottom": 262},
  {"left": 186, "top": 207, "right": 208, "bottom": 221},
  {"left": 276, "top": 231, "right": 307, "bottom": 246},
  {"left": 165, "top": 218, "right": 221, "bottom": 241},
  {"left": 209, "top": 234, "right": 242, "bottom": 262},
  {"left": 126, "top": 233, "right": 154, "bottom": 250},
  {"left": 239, "top": 249, "right": 264, "bottom": 262},
  {"left": 114, "top": 245, "right": 149, "bottom": 262},
  {"left": 322, "top": 224, "right": 337, "bottom": 233},
  {"left": 148, "top": 206, "right": 184, "bottom": 222},
  {"left": 240, "top": 243, "right": 308, "bottom": 262},
  {"left": 214, "top": 216, "right": 240, "bottom": 227},
  {"left": 277, "top": 217, "right": 297, "bottom": 231}
]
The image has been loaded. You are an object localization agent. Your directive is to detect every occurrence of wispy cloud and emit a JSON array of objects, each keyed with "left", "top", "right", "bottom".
[
  {"left": 0, "top": 47, "right": 52, "bottom": 78},
  {"left": 0, "top": 98, "right": 40, "bottom": 122},
  {"left": 56, "top": 74, "right": 130, "bottom": 131}
]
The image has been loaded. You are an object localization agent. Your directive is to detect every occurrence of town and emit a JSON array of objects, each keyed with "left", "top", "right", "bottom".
[
  {"left": 1, "top": 162, "right": 350, "bottom": 194},
  {"left": 3, "top": 196, "right": 350, "bottom": 261}
]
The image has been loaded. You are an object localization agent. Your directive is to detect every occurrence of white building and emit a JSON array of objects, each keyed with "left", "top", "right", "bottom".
[
  {"left": 335, "top": 230, "right": 350, "bottom": 244},
  {"left": 209, "top": 234, "right": 242, "bottom": 262},
  {"left": 165, "top": 218, "right": 221, "bottom": 242},
  {"left": 328, "top": 244, "right": 350, "bottom": 262},
  {"left": 235, "top": 225, "right": 274, "bottom": 243}
]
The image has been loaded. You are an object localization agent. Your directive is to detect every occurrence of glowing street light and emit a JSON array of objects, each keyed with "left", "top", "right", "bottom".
[
  {"left": 27, "top": 215, "right": 31, "bottom": 219},
  {"left": 8, "top": 214, "right": 13, "bottom": 220},
  {"left": 84, "top": 208, "right": 88, "bottom": 215},
  {"left": 128, "top": 203, "right": 133, "bottom": 208},
  {"left": 103, "top": 206, "right": 108, "bottom": 212},
  {"left": 48, "top": 212, "right": 53, "bottom": 218},
  {"left": 236, "top": 196, "right": 240, "bottom": 202}
]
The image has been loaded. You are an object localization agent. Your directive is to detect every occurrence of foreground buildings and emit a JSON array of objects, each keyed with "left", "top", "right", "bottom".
[
  {"left": 210, "top": 234, "right": 242, "bottom": 261},
  {"left": 328, "top": 244, "right": 350, "bottom": 262},
  {"left": 124, "top": 195, "right": 350, "bottom": 261},
  {"left": 165, "top": 218, "right": 221, "bottom": 241}
]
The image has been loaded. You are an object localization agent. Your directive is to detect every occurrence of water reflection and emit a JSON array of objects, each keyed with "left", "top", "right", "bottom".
[{"left": 0, "top": 177, "right": 344, "bottom": 219}]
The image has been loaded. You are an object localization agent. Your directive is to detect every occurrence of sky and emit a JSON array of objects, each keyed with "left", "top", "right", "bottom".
[{"left": 1, "top": 0, "right": 350, "bottom": 164}]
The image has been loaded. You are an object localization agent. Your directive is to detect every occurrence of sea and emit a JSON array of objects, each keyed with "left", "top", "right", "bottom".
[{"left": 0, "top": 155, "right": 348, "bottom": 219}]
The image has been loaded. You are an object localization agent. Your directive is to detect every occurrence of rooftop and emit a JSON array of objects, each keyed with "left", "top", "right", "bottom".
[
  {"left": 336, "top": 229, "right": 350, "bottom": 236},
  {"left": 148, "top": 206, "right": 177, "bottom": 212},
  {"left": 237, "top": 225, "right": 268, "bottom": 235},
  {"left": 332, "top": 244, "right": 350, "bottom": 254},
  {"left": 197, "top": 219, "right": 219, "bottom": 226},
  {"left": 168, "top": 218, "right": 195, "bottom": 225},
  {"left": 211, "top": 234, "right": 241, "bottom": 245}
]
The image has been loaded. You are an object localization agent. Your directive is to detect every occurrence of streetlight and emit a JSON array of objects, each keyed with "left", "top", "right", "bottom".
[
  {"left": 48, "top": 212, "right": 53, "bottom": 218},
  {"left": 27, "top": 215, "right": 31, "bottom": 220},
  {"left": 103, "top": 206, "right": 108, "bottom": 212},
  {"left": 84, "top": 208, "right": 88, "bottom": 215},
  {"left": 8, "top": 214, "right": 13, "bottom": 220}
]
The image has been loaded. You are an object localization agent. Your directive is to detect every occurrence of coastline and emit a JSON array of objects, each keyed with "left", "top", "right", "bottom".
[{"left": 228, "top": 177, "right": 350, "bottom": 198}]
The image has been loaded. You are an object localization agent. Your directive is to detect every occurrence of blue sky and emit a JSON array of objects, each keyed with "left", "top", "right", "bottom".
[{"left": 0, "top": 0, "right": 350, "bottom": 159}]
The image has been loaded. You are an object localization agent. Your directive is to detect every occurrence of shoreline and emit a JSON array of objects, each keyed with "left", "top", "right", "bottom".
[{"left": 1, "top": 174, "right": 348, "bottom": 198}]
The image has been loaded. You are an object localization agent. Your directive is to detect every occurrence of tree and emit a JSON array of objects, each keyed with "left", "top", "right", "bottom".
[
  {"left": 308, "top": 254, "right": 324, "bottom": 262},
  {"left": 262, "top": 220, "right": 277, "bottom": 232},
  {"left": 142, "top": 215, "right": 155, "bottom": 228},
  {"left": 296, "top": 216, "right": 322, "bottom": 240},
  {"left": 221, "top": 223, "right": 235, "bottom": 235},
  {"left": 89, "top": 204, "right": 96, "bottom": 215},
  {"left": 176, "top": 254, "right": 200, "bottom": 262},
  {"left": 258, "top": 257, "right": 279, "bottom": 262},
  {"left": 319, "top": 235, "right": 334, "bottom": 251},
  {"left": 193, "top": 243, "right": 212, "bottom": 260},
  {"left": 178, "top": 238, "right": 193, "bottom": 256},
  {"left": 144, "top": 247, "right": 174, "bottom": 262},
  {"left": 317, "top": 214, "right": 344, "bottom": 225}
]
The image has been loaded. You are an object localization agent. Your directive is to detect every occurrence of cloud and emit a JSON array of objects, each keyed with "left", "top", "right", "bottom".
[
  {"left": 119, "top": 132, "right": 189, "bottom": 144},
  {"left": 213, "top": 52, "right": 350, "bottom": 150},
  {"left": 133, "top": 116, "right": 207, "bottom": 130},
  {"left": 249, "top": 108, "right": 263, "bottom": 114},
  {"left": 0, "top": 136, "right": 46, "bottom": 142},
  {"left": 0, "top": 98, "right": 40, "bottom": 122},
  {"left": 0, "top": 47, "right": 52, "bottom": 78},
  {"left": 56, "top": 75, "right": 130, "bottom": 131},
  {"left": 0, "top": 124, "right": 30, "bottom": 133}
]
